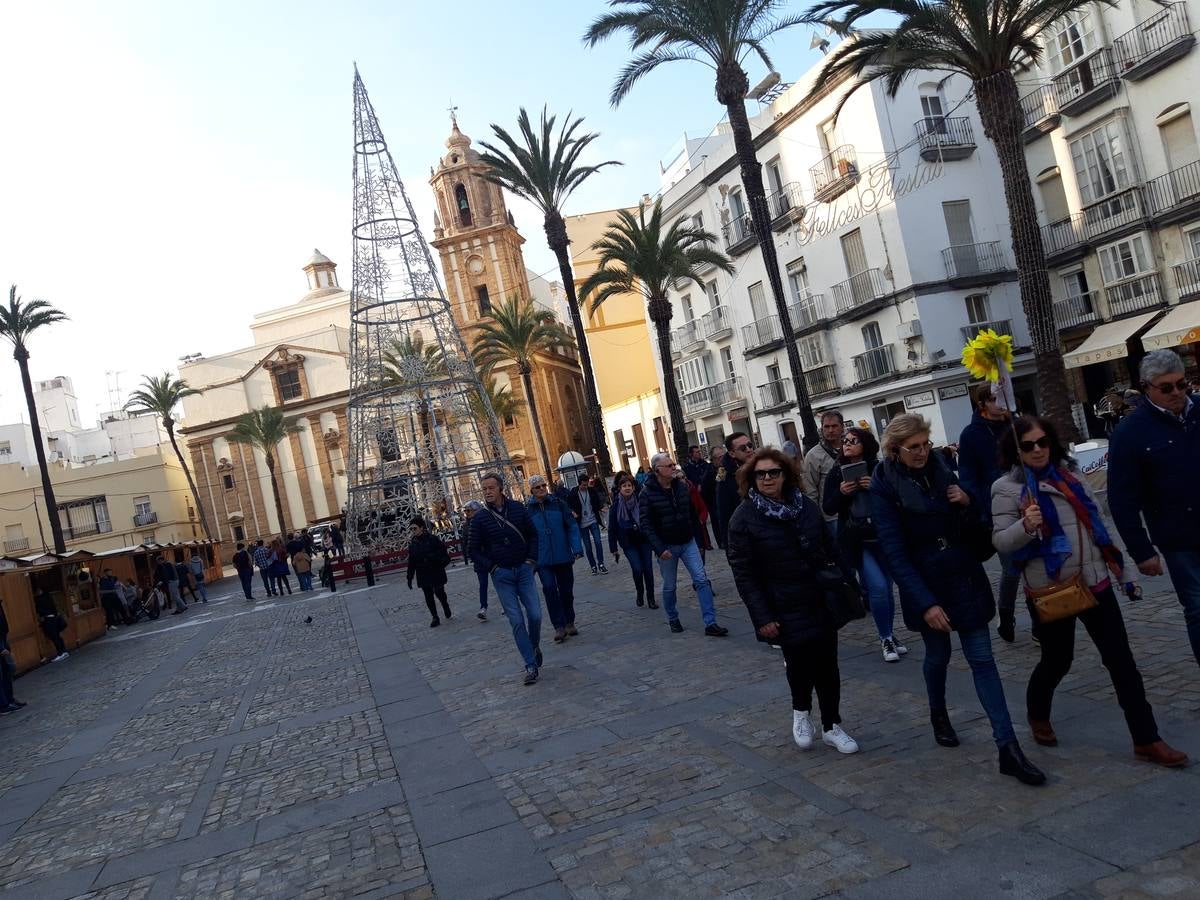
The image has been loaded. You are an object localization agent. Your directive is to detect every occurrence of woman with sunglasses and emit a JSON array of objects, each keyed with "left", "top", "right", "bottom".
[
  {"left": 823, "top": 427, "right": 905, "bottom": 663},
  {"left": 992, "top": 416, "right": 1187, "bottom": 767},
  {"left": 727, "top": 447, "right": 860, "bottom": 755},
  {"left": 872, "top": 413, "right": 1046, "bottom": 785}
]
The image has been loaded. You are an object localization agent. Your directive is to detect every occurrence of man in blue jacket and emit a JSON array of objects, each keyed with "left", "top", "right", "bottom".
[
  {"left": 1109, "top": 350, "right": 1200, "bottom": 667},
  {"left": 468, "top": 472, "right": 544, "bottom": 684},
  {"left": 527, "top": 475, "right": 583, "bottom": 644}
]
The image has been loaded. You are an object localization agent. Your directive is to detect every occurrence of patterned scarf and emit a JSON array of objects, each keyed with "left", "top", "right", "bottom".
[
  {"left": 748, "top": 487, "right": 806, "bottom": 521},
  {"left": 616, "top": 492, "right": 638, "bottom": 525},
  {"left": 1012, "top": 463, "right": 1123, "bottom": 581}
]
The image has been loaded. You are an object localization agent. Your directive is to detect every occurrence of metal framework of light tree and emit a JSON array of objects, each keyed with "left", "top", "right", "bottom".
[{"left": 344, "top": 67, "right": 520, "bottom": 556}]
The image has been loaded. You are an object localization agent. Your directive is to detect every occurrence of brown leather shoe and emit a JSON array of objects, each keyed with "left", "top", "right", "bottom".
[
  {"left": 1134, "top": 741, "right": 1189, "bottom": 768},
  {"left": 1028, "top": 718, "right": 1058, "bottom": 747}
]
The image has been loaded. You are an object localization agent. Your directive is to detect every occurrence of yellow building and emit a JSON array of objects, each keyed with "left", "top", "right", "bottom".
[
  {"left": 0, "top": 446, "right": 201, "bottom": 557},
  {"left": 565, "top": 208, "right": 667, "bottom": 472}
]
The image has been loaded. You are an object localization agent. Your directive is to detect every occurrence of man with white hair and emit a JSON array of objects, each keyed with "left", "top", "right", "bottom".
[
  {"left": 1109, "top": 349, "right": 1200, "bottom": 667},
  {"left": 638, "top": 452, "right": 727, "bottom": 636}
]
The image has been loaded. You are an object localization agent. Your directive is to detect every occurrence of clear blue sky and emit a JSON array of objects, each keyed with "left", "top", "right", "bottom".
[{"left": 0, "top": 1, "right": 837, "bottom": 426}]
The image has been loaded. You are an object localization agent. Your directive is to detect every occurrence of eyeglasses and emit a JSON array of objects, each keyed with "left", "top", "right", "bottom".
[
  {"left": 1149, "top": 379, "right": 1189, "bottom": 395},
  {"left": 655, "top": 463, "right": 678, "bottom": 471},
  {"left": 899, "top": 440, "right": 933, "bottom": 455},
  {"left": 842, "top": 436, "right": 861, "bottom": 446},
  {"left": 754, "top": 468, "right": 784, "bottom": 480},
  {"left": 531, "top": 484, "right": 548, "bottom": 491},
  {"left": 1018, "top": 436, "right": 1051, "bottom": 453},
  {"left": 733, "top": 442, "right": 754, "bottom": 453}
]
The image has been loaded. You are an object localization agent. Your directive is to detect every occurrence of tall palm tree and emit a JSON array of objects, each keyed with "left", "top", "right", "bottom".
[
  {"left": 470, "top": 375, "right": 524, "bottom": 427},
  {"left": 0, "top": 286, "right": 68, "bottom": 553},
  {"left": 124, "top": 373, "right": 211, "bottom": 539},
  {"left": 477, "top": 107, "right": 621, "bottom": 473},
  {"left": 578, "top": 200, "right": 733, "bottom": 462},
  {"left": 226, "top": 406, "right": 303, "bottom": 536},
  {"left": 472, "top": 296, "right": 573, "bottom": 478},
  {"left": 584, "top": 1, "right": 819, "bottom": 448},
  {"left": 797, "top": 0, "right": 1087, "bottom": 439}
]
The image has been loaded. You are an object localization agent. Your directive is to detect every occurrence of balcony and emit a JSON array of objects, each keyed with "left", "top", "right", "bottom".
[
  {"left": 832, "top": 267, "right": 889, "bottom": 315},
  {"left": 756, "top": 378, "right": 793, "bottom": 412},
  {"left": 960, "top": 319, "right": 1013, "bottom": 344},
  {"left": 1082, "top": 187, "right": 1147, "bottom": 241},
  {"left": 915, "top": 117, "right": 977, "bottom": 162},
  {"left": 1052, "top": 48, "right": 1120, "bottom": 117},
  {"left": 1146, "top": 159, "right": 1200, "bottom": 225},
  {"left": 1041, "top": 214, "right": 1087, "bottom": 263},
  {"left": 722, "top": 212, "right": 758, "bottom": 256},
  {"left": 64, "top": 521, "right": 114, "bottom": 541},
  {"left": 672, "top": 320, "right": 705, "bottom": 356},
  {"left": 1174, "top": 257, "right": 1200, "bottom": 301},
  {"left": 803, "top": 363, "right": 839, "bottom": 399},
  {"left": 852, "top": 344, "right": 898, "bottom": 384},
  {"left": 1054, "top": 292, "right": 1102, "bottom": 330},
  {"left": 810, "top": 145, "right": 860, "bottom": 203},
  {"left": 1114, "top": 3, "right": 1195, "bottom": 81},
  {"left": 769, "top": 182, "right": 808, "bottom": 230},
  {"left": 1105, "top": 273, "right": 1165, "bottom": 318},
  {"left": 701, "top": 306, "right": 733, "bottom": 341},
  {"left": 134, "top": 511, "right": 158, "bottom": 526},
  {"left": 941, "top": 241, "right": 1008, "bottom": 286},
  {"left": 4, "top": 537, "right": 29, "bottom": 553},
  {"left": 788, "top": 291, "right": 830, "bottom": 331},
  {"left": 741, "top": 315, "right": 784, "bottom": 354},
  {"left": 682, "top": 385, "right": 723, "bottom": 418},
  {"left": 1020, "top": 84, "right": 1060, "bottom": 140}
]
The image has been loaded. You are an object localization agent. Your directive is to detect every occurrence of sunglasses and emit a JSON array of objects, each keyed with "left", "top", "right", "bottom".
[
  {"left": 899, "top": 440, "right": 933, "bottom": 455},
  {"left": 1149, "top": 379, "right": 1189, "bottom": 395},
  {"left": 754, "top": 468, "right": 784, "bottom": 480},
  {"left": 1019, "top": 436, "right": 1051, "bottom": 453},
  {"left": 733, "top": 442, "right": 754, "bottom": 453},
  {"left": 842, "top": 436, "right": 861, "bottom": 446}
]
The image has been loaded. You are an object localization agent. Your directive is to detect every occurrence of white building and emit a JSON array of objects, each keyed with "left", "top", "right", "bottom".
[
  {"left": 650, "top": 54, "right": 1034, "bottom": 450},
  {"left": 1017, "top": 0, "right": 1200, "bottom": 433}
]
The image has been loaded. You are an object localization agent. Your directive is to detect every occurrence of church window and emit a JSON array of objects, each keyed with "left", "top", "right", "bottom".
[
  {"left": 222, "top": 473, "right": 235, "bottom": 490},
  {"left": 476, "top": 284, "right": 491, "bottom": 316},
  {"left": 455, "top": 184, "right": 472, "bottom": 227},
  {"left": 232, "top": 524, "right": 245, "bottom": 542},
  {"left": 275, "top": 367, "right": 303, "bottom": 402}
]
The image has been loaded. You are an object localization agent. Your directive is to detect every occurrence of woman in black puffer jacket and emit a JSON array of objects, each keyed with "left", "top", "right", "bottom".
[{"left": 727, "top": 446, "right": 859, "bottom": 756}]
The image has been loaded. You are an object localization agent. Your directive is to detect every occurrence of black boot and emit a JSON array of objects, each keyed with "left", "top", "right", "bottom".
[
  {"left": 931, "top": 709, "right": 960, "bottom": 747},
  {"left": 997, "top": 609, "right": 1015, "bottom": 643},
  {"left": 999, "top": 741, "right": 1046, "bottom": 786},
  {"left": 442, "top": 603, "right": 452, "bottom": 620},
  {"left": 635, "top": 593, "right": 645, "bottom": 607},
  {"left": 647, "top": 597, "right": 659, "bottom": 610}
]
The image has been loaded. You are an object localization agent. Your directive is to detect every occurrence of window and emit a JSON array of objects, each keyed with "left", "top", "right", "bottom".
[
  {"left": 1159, "top": 107, "right": 1200, "bottom": 171},
  {"left": 965, "top": 294, "right": 991, "bottom": 324},
  {"left": 677, "top": 354, "right": 715, "bottom": 393},
  {"left": 475, "top": 284, "right": 491, "bottom": 316},
  {"left": 681, "top": 294, "right": 695, "bottom": 323},
  {"left": 57, "top": 496, "right": 111, "bottom": 538},
  {"left": 222, "top": 473, "right": 235, "bottom": 491},
  {"left": 0, "top": 441, "right": 10, "bottom": 457},
  {"left": 1070, "top": 122, "right": 1132, "bottom": 205},
  {"left": 275, "top": 367, "right": 302, "bottom": 402},
  {"left": 1061, "top": 269, "right": 1090, "bottom": 297},
  {"left": 1046, "top": 11, "right": 1096, "bottom": 72},
  {"left": 233, "top": 524, "right": 246, "bottom": 542},
  {"left": 720, "top": 346, "right": 735, "bottom": 381},
  {"left": 841, "top": 229, "right": 868, "bottom": 277},
  {"left": 862, "top": 321, "right": 883, "bottom": 350},
  {"left": 1098, "top": 235, "right": 1153, "bottom": 284},
  {"left": 693, "top": 211, "right": 704, "bottom": 231},
  {"left": 455, "top": 183, "right": 472, "bottom": 227},
  {"left": 747, "top": 281, "right": 768, "bottom": 321},
  {"left": 1187, "top": 227, "right": 1200, "bottom": 260},
  {"left": 767, "top": 362, "right": 782, "bottom": 383},
  {"left": 797, "top": 333, "right": 828, "bottom": 369},
  {"left": 819, "top": 118, "right": 838, "bottom": 156},
  {"left": 140, "top": 531, "right": 156, "bottom": 543},
  {"left": 920, "top": 91, "right": 947, "bottom": 133},
  {"left": 705, "top": 280, "right": 720, "bottom": 310},
  {"left": 133, "top": 495, "right": 152, "bottom": 517},
  {"left": 786, "top": 259, "right": 809, "bottom": 302},
  {"left": 766, "top": 158, "right": 785, "bottom": 197}
]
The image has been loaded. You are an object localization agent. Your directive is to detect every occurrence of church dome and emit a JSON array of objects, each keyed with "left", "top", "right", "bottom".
[
  {"left": 438, "top": 116, "right": 482, "bottom": 170},
  {"left": 304, "top": 248, "right": 335, "bottom": 268}
]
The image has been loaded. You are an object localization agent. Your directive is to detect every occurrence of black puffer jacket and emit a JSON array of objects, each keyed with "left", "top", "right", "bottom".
[
  {"left": 638, "top": 476, "right": 699, "bottom": 556},
  {"left": 726, "top": 493, "right": 838, "bottom": 647},
  {"left": 407, "top": 532, "right": 450, "bottom": 589}
]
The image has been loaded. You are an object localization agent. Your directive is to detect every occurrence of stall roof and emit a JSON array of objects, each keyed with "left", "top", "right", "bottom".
[
  {"left": 1064, "top": 311, "right": 1161, "bottom": 369},
  {"left": 1142, "top": 300, "right": 1200, "bottom": 351}
]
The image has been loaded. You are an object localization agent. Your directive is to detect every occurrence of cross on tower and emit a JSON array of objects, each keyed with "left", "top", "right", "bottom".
[{"left": 447, "top": 101, "right": 459, "bottom": 127}]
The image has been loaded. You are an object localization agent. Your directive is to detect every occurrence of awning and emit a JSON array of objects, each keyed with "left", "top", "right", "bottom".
[
  {"left": 1063, "top": 311, "right": 1161, "bottom": 369},
  {"left": 1141, "top": 301, "right": 1200, "bottom": 351}
]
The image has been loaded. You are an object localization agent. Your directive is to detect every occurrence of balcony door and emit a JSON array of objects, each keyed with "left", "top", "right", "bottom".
[
  {"left": 920, "top": 92, "right": 947, "bottom": 135},
  {"left": 840, "top": 229, "right": 871, "bottom": 304},
  {"left": 766, "top": 158, "right": 786, "bottom": 208},
  {"left": 1159, "top": 107, "right": 1200, "bottom": 206},
  {"left": 748, "top": 281, "right": 769, "bottom": 323},
  {"left": 943, "top": 200, "right": 978, "bottom": 274}
]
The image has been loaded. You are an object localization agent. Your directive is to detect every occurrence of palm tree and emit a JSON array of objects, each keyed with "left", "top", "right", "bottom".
[
  {"left": 470, "top": 375, "right": 524, "bottom": 426},
  {"left": 584, "top": 1, "right": 820, "bottom": 448},
  {"left": 796, "top": 0, "right": 1085, "bottom": 439},
  {"left": 578, "top": 200, "right": 734, "bottom": 462},
  {"left": 477, "top": 107, "right": 621, "bottom": 473},
  {"left": 226, "top": 406, "right": 303, "bottom": 536},
  {"left": 472, "top": 295, "right": 573, "bottom": 477},
  {"left": 0, "top": 286, "right": 68, "bottom": 553},
  {"left": 124, "top": 373, "right": 211, "bottom": 539}
]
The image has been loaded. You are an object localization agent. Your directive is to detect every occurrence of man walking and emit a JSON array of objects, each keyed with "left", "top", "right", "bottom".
[
  {"left": 252, "top": 540, "right": 276, "bottom": 597},
  {"left": 187, "top": 549, "right": 209, "bottom": 603},
  {"left": 1109, "top": 349, "right": 1200, "bottom": 666},
  {"left": 639, "top": 452, "right": 727, "bottom": 637},
  {"left": 567, "top": 477, "right": 609, "bottom": 575},
  {"left": 527, "top": 475, "right": 583, "bottom": 643},
  {"left": 98, "top": 568, "right": 125, "bottom": 629},
  {"left": 154, "top": 555, "right": 186, "bottom": 614},
  {"left": 802, "top": 411, "right": 844, "bottom": 541},
  {"left": 958, "top": 383, "right": 1021, "bottom": 641},
  {"left": 715, "top": 432, "right": 755, "bottom": 545},
  {"left": 232, "top": 542, "right": 255, "bottom": 600},
  {"left": 468, "top": 473, "right": 544, "bottom": 684},
  {"left": 682, "top": 445, "right": 713, "bottom": 491}
]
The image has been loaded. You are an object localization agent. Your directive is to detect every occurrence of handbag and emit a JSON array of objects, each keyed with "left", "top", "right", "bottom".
[
  {"left": 817, "top": 565, "right": 866, "bottom": 629},
  {"left": 1023, "top": 516, "right": 1098, "bottom": 623}
]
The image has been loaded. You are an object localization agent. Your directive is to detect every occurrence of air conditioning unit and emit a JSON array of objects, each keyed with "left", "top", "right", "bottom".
[{"left": 897, "top": 320, "right": 923, "bottom": 341}]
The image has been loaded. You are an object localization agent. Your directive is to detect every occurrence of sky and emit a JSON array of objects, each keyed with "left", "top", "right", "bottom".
[{"left": 0, "top": 1, "right": 837, "bottom": 428}]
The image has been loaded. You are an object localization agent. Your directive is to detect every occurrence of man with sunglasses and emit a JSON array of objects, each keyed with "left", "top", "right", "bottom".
[
  {"left": 1109, "top": 349, "right": 1200, "bottom": 668},
  {"left": 715, "top": 432, "right": 755, "bottom": 550}
]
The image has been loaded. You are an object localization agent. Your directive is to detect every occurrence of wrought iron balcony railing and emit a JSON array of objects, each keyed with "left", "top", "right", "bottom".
[
  {"left": 803, "top": 364, "right": 839, "bottom": 399},
  {"left": 756, "top": 378, "right": 793, "bottom": 410},
  {"left": 1146, "top": 159, "right": 1200, "bottom": 218},
  {"left": 810, "top": 145, "right": 860, "bottom": 203},
  {"left": 1020, "top": 84, "right": 1060, "bottom": 138},
  {"left": 1113, "top": 2, "right": 1195, "bottom": 81},
  {"left": 1082, "top": 186, "right": 1146, "bottom": 240},
  {"left": 741, "top": 315, "right": 783, "bottom": 352},
  {"left": 831, "top": 268, "right": 888, "bottom": 314},
  {"left": 671, "top": 320, "right": 705, "bottom": 356},
  {"left": 134, "top": 511, "right": 158, "bottom": 526},
  {"left": 1041, "top": 214, "right": 1087, "bottom": 258},
  {"left": 942, "top": 241, "right": 1007, "bottom": 280},
  {"left": 1173, "top": 257, "right": 1200, "bottom": 300},
  {"left": 915, "top": 117, "right": 977, "bottom": 161},
  {"left": 852, "top": 344, "right": 897, "bottom": 383},
  {"left": 1052, "top": 48, "right": 1121, "bottom": 117},
  {"left": 701, "top": 305, "right": 733, "bottom": 340},
  {"left": 3, "top": 537, "right": 30, "bottom": 553},
  {"left": 1104, "top": 273, "right": 1164, "bottom": 317},
  {"left": 721, "top": 212, "right": 757, "bottom": 255},
  {"left": 788, "top": 291, "right": 830, "bottom": 330},
  {"left": 1053, "top": 292, "right": 1101, "bottom": 330},
  {"left": 769, "top": 182, "right": 808, "bottom": 227},
  {"left": 960, "top": 319, "right": 1013, "bottom": 344}
]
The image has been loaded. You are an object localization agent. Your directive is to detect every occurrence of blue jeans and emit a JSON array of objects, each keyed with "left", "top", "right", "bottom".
[
  {"left": 193, "top": 577, "right": 209, "bottom": 602},
  {"left": 859, "top": 544, "right": 896, "bottom": 641},
  {"left": 824, "top": 519, "right": 839, "bottom": 543},
  {"left": 538, "top": 562, "right": 576, "bottom": 630},
  {"left": 997, "top": 552, "right": 1020, "bottom": 616},
  {"left": 620, "top": 538, "right": 655, "bottom": 603},
  {"left": 1163, "top": 549, "right": 1200, "bottom": 666},
  {"left": 922, "top": 625, "right": 1016, "bottom": 747},
  {"left": 657, "top": 540, "right": 716, "bottom": 626},
  {"left": 238, "top": 570, "right": 254, "bottom": 599},
  {"left": 580, "top": 522, "right": 604, "bottom": 568},
  {"left": 492, "top": 564, "right": 543, "bottom": 669},
  {"left": 297, "top": 572, "right": 313, "bottom": 591},
  {"left": 259, "top": 568, "right": 275, "bottom": 596},
  {"left": 476, "top": 569, "right": 490, "bottom": 610}
]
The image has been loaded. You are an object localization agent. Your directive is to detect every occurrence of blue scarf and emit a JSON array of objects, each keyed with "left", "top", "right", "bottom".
[
  {"left": 616, "top": 492, "right": 638, "bottom": 526},
  {"left": 749, "top": 487, "right": 806, "bottom": 521},
  {"left": 1011, "top": 463, "right": 1122, "bottom": 581}
]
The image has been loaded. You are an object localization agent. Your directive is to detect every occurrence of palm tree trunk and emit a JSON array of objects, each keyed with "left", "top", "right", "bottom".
[
  {"left": 719, "top": 64, "right": 819, "bottom": 450},
  {"left": 648, "top": 298, "right": 690, "bottom": 464},
  {"left": 519, "top": 366, "right": 553, "bottom": 478},
  {"left": 165, "top": 419, "right": 212, "bottom": 540},
  {"left": 974, "top": 71, "right": 1080, "bottom": 441},
  {"left": 17, "top": 350, "right": 66, "bottom": 553},
  {"left": 545, "top": 211, "right": 615, "bottom": 475},
  {"left": 265, "top": 453, "right": 286, "bottom": 537}
]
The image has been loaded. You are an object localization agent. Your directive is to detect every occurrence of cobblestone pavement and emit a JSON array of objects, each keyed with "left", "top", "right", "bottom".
[{"left": 2, "top": 551, "right": 1199, "bottom": 899}]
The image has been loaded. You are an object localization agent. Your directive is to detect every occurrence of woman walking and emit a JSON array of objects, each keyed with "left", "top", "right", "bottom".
[
  {"left": 872, "top": 413, "right": 1045, "bottom": 786},
  {"left": 992, "top": 416, "right": 1187, "bottom": 767},
  {"left": 823, "top": 427, "right": 905, "bottom": 664},
  {"left": 293, "top": 547, "right": 313, "bottom": 591},
  {"left": 270, "top": 538, "right": 293, "bottom": 596},
  {"left": 407, "top": 517, "right": 452, "bottom": 627},
  {"left": 727, "top": 447, "right": 860, "bottom": 755},
  {"left": 608, "top": 472, "right": 657, "bottom": 609}
]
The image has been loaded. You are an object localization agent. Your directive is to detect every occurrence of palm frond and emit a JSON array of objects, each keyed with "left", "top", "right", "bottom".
[{"left": 0, "top": 285, "right": 68, "bottom": 352}]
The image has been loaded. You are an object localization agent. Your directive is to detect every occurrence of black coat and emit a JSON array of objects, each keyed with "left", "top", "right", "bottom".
[
  {"left": 467, "top": 498, "right": 539, "bottom": 571},
  {"left": 637, "top": 477, "right": 700, "bottom": 555},
  {"left": 714, "top": 454, "right": 743, "bottom": 540},
  {"left": 871, "top": 455, "right": 995, "bottom": 634},
  {"left": 566, "top": 484, "right": 609, "bottom": 525},
  {"left": 407, "top": 532, "right": 450, "bottom": 589},
  {"left": 726, "top": 494, "right": 838, "bottom": 646}
]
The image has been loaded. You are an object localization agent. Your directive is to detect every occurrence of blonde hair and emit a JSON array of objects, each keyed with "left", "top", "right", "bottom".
[{"left": 881, "top": 413, "right": 932, "bottom": 457}]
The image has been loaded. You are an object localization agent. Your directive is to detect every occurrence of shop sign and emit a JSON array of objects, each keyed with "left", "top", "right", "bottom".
[
  {"left": 904, "top": 390, "right": 935, "bottom": 409},
  {"left": 938, "top": 383, "right": 968, "bottom": 400}
]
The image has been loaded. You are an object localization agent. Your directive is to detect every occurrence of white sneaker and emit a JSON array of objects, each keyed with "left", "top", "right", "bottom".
[
  {"left": 52, "top": 652, "right": 69, "bottom": 662},
  {"left": 792, "top": 710, "right": 814, "bottom": 750},
  {"left": 893, "top": 636, "right": 908, "bottom": 656},
  {"left": 823, "top": 725, "right": 859, "bottom": 754},
  {"left": 881, "top": 637, "right": 900, "bottom": 663}
]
